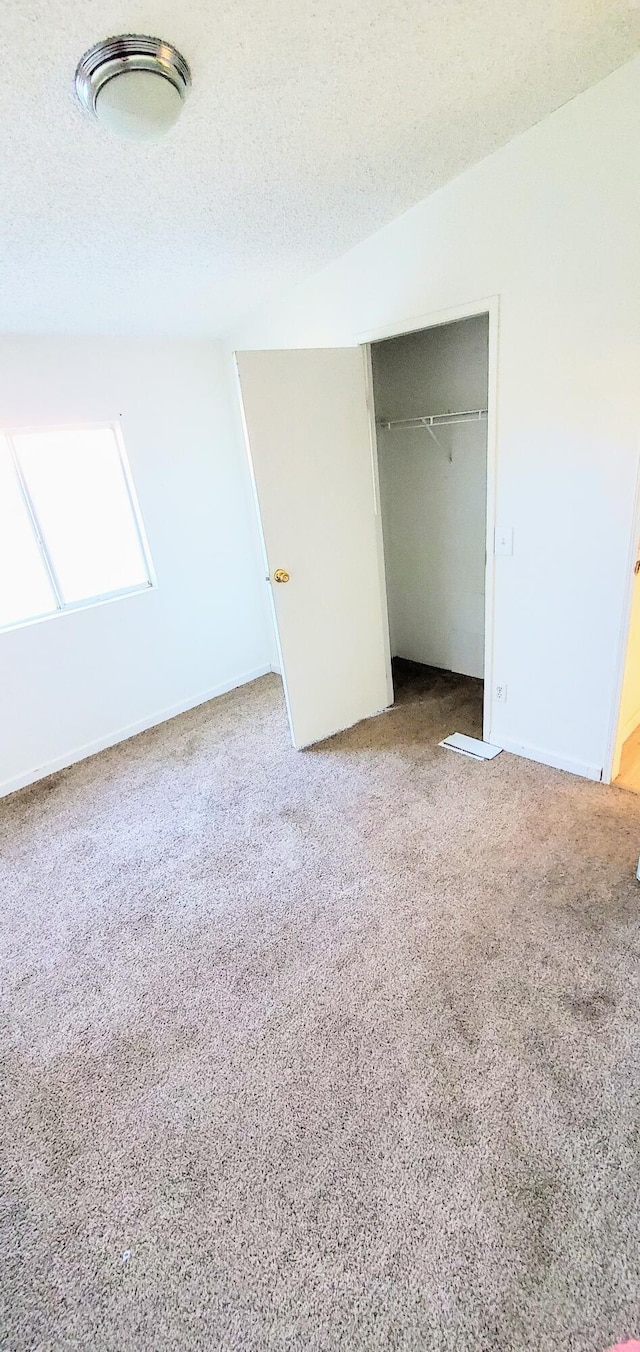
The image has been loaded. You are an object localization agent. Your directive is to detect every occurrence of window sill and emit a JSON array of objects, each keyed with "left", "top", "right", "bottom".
[{"left": 0, "top": 581, "right": 157, "bottom": 637}]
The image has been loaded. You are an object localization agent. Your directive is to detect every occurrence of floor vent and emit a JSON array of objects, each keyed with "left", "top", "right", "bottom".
[{"left": 439, "top": 733, "right": 502, "bottom": 761}]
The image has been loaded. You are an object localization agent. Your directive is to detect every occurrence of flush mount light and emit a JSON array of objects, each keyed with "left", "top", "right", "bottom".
[{"left": 75, "top": 35, "right": 191, "bottom": 140}]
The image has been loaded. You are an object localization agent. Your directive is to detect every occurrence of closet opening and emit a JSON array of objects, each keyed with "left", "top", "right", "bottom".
[
  {"left": 369, "top": 313, "right": 490, "bottom": 743},
  {"left": 607, "top": 532, "right": 640, "bottom": 792}
]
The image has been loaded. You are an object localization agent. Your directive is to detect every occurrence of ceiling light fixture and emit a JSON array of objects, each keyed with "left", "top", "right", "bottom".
[{"left": 75, "top": 35, "right": 191, "bottom": 141}]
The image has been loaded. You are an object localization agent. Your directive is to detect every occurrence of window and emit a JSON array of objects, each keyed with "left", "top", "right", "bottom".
[{"left": 0, "top": 425, "right": 154, "bottom": 632}]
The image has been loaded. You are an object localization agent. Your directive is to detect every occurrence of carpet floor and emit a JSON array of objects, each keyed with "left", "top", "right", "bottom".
[{"left": 2, "top": 670, "right": 640, "bottom": 1351}]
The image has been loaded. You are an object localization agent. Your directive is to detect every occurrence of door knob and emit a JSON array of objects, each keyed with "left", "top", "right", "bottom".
[{"left": 273, "top": 568, "right": 290, "bottom": 584}]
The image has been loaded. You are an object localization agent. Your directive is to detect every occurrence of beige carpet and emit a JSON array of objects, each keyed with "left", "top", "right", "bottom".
[{"left": 2, "top": 668, "right": 640, "bottom": 1351}]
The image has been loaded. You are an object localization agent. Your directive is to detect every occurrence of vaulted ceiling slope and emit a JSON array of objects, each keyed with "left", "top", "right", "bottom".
[{"left": 2, "top": 0, "right": 639, "bottom": 337}]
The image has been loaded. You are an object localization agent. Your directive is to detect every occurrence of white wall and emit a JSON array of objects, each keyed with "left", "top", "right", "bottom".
[
  {"left": 0, "top": 337, "right": 272, "bottom": 795},
  {"left": 231, "top": 56, "right": 640, "bottom": 780},
  {"left": 372, "top": 317, "right": 488, "bottom": 677}
]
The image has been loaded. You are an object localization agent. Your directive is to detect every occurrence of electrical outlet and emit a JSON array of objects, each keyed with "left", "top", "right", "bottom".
[{"left": 495, "top": 682, "right": 508, "bottom": 704}]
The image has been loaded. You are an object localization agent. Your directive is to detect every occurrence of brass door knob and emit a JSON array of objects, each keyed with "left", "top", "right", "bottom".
[{"left": 273, "top": 569, "right": 290, "bottom": 584}]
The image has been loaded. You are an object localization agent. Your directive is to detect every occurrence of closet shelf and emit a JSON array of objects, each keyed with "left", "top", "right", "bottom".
[{"left": 377, "top": 408, "right": 487, "bottom": 431}]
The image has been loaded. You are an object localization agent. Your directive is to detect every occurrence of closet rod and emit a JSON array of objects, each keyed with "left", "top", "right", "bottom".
[{"left": 378, "top": 408, "right": 488, "bottom": 431}]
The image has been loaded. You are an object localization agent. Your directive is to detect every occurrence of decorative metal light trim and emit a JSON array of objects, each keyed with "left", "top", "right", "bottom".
[{"left": 75, "top": 35, "right": 191, "bottom": 117}]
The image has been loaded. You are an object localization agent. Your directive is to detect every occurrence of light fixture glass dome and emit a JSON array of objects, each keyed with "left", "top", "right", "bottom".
[
  {"left": 96, "top": 69, "right": 184, "bottom": 140},
  {"left": 75, "top": 36, "right": 191, "bottom": 141}
]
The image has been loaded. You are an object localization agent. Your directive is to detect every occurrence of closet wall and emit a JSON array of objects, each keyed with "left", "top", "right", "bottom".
[{"left": 372, "top": 315, "right": 488, "bottom": 679}]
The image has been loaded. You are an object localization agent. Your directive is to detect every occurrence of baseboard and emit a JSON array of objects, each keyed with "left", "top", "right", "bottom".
[
  {"left": 0, "top": 664, "right": 273, "bottom": 799},
  {"left": 494, "top": 735, "right": 602, "bottom": 782}
]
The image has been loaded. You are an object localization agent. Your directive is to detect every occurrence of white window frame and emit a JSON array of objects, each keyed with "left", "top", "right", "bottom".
[{"left": 0, "top": 420, "right": 156, "bottom": 634}]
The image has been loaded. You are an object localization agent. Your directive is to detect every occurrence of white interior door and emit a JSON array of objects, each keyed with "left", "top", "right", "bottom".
[{"left": 236, "top": 347, "right": 392, "bottom": 748}]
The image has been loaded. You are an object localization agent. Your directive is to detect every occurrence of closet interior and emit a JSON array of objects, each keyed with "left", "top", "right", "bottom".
[{"left": 371, "top": 314, "right": 489, "bottom": 737}]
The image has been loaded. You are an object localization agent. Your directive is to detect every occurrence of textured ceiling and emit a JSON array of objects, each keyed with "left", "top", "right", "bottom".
[{"left": 2, "top": 0, "right": 639, "bottom": 337}]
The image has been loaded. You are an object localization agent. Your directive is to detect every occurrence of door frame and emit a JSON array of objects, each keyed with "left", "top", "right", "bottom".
[
  {"left": 357, "top": 295, "right": 500, "bottom": 743},
  {"left": 603, "top": 437, "right": 640, "bottom": 783}
]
